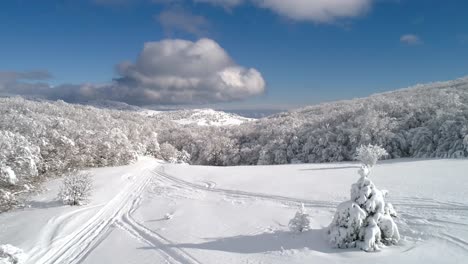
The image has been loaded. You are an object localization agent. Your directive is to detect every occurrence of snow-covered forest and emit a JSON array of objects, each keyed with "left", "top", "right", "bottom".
[{"left": 1, "top": 77, "right": 468, "bottom": 211}]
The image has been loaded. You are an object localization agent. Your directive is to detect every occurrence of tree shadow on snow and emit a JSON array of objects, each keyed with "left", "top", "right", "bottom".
[
  {"left": 146, "top": 218, "right": 169, "bottom": 222},
  {"left": 299, "top": 166, "right": 359, "bottom": 171},
  {"left": 147, "top": 229, "right": 355, "bottom": 254}
]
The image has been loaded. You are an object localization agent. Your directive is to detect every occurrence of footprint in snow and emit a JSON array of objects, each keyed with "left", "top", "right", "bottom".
[
  {"left": 164, "top": 213, "right": 174, "bottom": 220},
  {"left": 199, "top": 181, "right": 216, "bottom": 189}
]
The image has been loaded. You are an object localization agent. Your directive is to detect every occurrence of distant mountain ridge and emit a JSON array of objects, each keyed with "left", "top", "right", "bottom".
[
  {"left": 78, "top": 100, "right": 255, "bottom": 126},
  {"left": 140, "top": 108, "right": 253, "bottom": 126}
]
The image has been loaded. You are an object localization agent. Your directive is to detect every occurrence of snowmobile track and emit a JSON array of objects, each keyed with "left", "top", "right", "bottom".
[
  {"left": 153, "top": 168, "right": 337, "bottom": 209},
  {"left": 154, "top": 167, "right": 468, "bottom": 213},
  {"left": 154, "top": 166, "right": 468, "bottom": 255},
  {"left": 27, "top": 165, "right": 156, "bottom": 264},
  {"left": 119, "top": 213, "right": 202, "bottom": 264},
  {"left": 115, "top": 185, "right": 202, "bottom": 264}
]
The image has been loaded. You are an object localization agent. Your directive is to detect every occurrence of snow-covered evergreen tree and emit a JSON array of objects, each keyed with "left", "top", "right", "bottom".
[
  {"left": 58, "top": 171, "right": 93, "bottom": 206},
  {"left": 289, "top": 203, "right": 311, "bottom": 233},
  {"left": 327, "top": 150, "right": 399, "bottom": 252}
]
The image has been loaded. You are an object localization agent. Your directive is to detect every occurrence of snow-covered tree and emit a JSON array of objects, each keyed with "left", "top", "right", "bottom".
[
  {"left": 1, "top": 77, "right": 468, "bottom": 172},
  {"left": 58, "top": 171, "right": 93, "bottom": 206},
  {"left": 464, "top": 134, "right": 468, "bottom": 153},
  {"left": 0, "top": 189, "right": 19, "bottom": 213},
  {"left": 0, "top": 131, "right": 40, "bottom": 180},
  {"left": 327, "top": 166, "right": 400, "bottom": 252},
  {"left": 257, "top": 149, "right": 272, "bottom": 165},
  {"left": 146, "top": 132, "right": 161, "bottom": 157},
  {"left": 0, "top": 76, "right": 467, "bottom": 209},
  {"left": 160, "top": 142, "right": 178, "bottom": 163},
  {"left": 177, "top": 149, "right": 191, "bottom": 164},
  {"left": 0, "top": 167, "right": 17, "bottom": 186},
  {"left": 198, "top": 134, "right": 235, "bottom": 166},
  {"left": 289, "top": 203, "right": 311, "bottom": 233},
  {"left": 0, "top": 244, "right": 25, "bottom": 264},
  {"left": 355, "top": 144, "right": 388, "bottom": 168}
]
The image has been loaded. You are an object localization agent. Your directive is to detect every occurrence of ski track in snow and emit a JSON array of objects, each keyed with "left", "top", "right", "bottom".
[
  {"left": 115, "top": 188, "right": 202, "bottom": 264},
  {"left": 118, "top": 211, "right": 202, "bottom": 264},
  {"left": 26, "top": 163, "right": 202, "bottom": 264},
  {"left": 153, "top": 168, "right": 468, "bottom": 213},
  {"left": 26, "top": 165, "right": 155, "bottom": 264},
  {"left": 152, "top": 169, "right": 337, "bottom": 209},
  {"left": 23, "top": 164, "right": 468, "bottom": 263},
  {"left": 153, "top": 167, "right": 468, "bottom": 254}
]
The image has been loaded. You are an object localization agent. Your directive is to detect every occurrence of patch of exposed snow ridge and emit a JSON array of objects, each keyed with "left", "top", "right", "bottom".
[
  {"left": 141, "top": 108, "right": 253, "bottom": 126},
  {"left": 176, "top": 109, "right": 252, "bottom": 126}
]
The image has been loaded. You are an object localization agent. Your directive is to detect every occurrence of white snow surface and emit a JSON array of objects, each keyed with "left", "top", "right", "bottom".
[{"left": 1, "top": 158, "right": 468, "bottom": 263}]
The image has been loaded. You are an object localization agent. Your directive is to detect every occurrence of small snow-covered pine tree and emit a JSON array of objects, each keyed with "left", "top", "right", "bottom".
[
  {"left": 327, "top": 153, "right": 400, "bottom": 252},
  {"left": 58, "top": 171, "right": 93, "bottom": 206},
  {"left": 289, "top": 203, "right": 311, "bottom": 233}
]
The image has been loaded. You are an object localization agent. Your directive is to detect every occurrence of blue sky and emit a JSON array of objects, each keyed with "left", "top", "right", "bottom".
[{"left": 1, "top": 0, "right": 468, "bottom": 109}]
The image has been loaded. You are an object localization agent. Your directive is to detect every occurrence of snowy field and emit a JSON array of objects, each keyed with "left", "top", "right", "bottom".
[{"left": 1, "top": 158, "right": 468, "bottom": 264}]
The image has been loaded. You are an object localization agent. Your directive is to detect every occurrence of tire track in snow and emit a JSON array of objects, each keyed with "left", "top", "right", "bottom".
[{"left": 27, "top": 165, "right": 156, "bottom": 264}]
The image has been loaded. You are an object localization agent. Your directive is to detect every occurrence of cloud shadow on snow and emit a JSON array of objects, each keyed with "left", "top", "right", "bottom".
[{"left": 26, "top": 200, "right": 63, "bottom": 209}]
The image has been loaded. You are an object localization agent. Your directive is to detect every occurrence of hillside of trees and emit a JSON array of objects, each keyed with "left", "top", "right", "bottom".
[
  {"left": 237, "top": 77, "right": 468, "bottom": 164},
  {"left": 1, "top": 76, "right": 468, "bottom": 210}
]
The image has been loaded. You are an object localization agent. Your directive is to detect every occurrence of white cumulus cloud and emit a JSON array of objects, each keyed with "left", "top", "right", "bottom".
[
  {"left": 193, "top": 0, "right": 372, "bottom": 22},
  {"left": 116, "top": 38, "right": 265, "bottom": 104},
  {"left": 96, "top": 0, "right": 374, "bottom": 23},
  {"left": 400, "top": 34, "right": 422, "bottom": 45},
  {"left": 1, "top": 39, "right": 265, "bottom": 106},
  {"left": 254, "top": 0, "right": 372, "bottom": 22}
]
